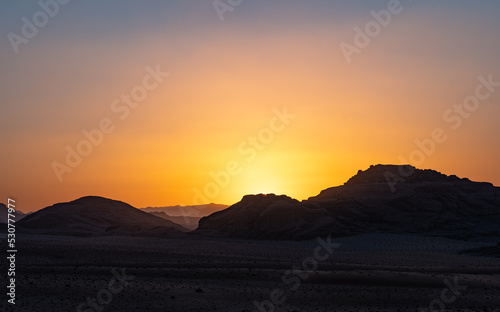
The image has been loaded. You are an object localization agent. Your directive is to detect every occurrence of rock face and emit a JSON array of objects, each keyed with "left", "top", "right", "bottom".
[
  {"left": 18, "top": 196, "right": 188, "bottom": 237},
  {"left": 196, "top": 165, "right": 500, "bottom": 240},
  {"left": 197, "top": 194, "right": 330, "bottom": 239}
]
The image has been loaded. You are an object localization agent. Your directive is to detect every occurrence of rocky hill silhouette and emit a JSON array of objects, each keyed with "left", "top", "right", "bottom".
[
  {"left": 18, "top": 196, "right": 188, "bottom": 237},
  {"left": 196, "top": 165, "right": 500, "bottom": 240}
]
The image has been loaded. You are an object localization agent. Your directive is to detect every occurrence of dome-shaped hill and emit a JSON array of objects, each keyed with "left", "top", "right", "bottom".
[{"left": 18, "top": 196, "right": 188, "bottom": 237}]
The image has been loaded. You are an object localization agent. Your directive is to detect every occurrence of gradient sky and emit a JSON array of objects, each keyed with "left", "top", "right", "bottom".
[{"left": 1, "top": 0, "right": 499, "bottom": 212}]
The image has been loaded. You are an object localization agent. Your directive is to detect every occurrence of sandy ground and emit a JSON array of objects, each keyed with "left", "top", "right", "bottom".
[{"left": 1, "top": 233, "right": 499, "bottom": 312}]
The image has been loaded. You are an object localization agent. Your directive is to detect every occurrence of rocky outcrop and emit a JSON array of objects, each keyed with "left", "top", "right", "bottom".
[{"left": 196, "top": 165, "right": 500, "bottom": 240}]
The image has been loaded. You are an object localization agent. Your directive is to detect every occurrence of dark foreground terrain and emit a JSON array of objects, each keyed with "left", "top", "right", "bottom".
[{"left": 2, "top": 234, "right": 500, "bottom": 312}]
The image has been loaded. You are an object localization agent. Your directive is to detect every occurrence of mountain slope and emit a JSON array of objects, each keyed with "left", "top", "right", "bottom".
[
  {"left": 196, "top": 165, "right": 500, "bottom": 240},
  {"left": 18, "top": 196, "right": 188, "bottom": 237}
]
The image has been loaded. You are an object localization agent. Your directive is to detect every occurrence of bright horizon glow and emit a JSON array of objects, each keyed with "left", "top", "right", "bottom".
[{"left": 1, "top": 1, "right": 500, "bottom": 212}]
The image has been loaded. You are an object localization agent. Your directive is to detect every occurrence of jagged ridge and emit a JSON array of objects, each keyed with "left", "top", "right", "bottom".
[{"left": 196, "top": 165, "right": 500, "bottom": 240}]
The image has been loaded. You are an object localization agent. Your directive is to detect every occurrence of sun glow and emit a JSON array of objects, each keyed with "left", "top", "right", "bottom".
[
  {"left": 238, "top": 170, "right": 283, "bottom": 197},
  {"left": 2, "top": 1, "right": 500, "bottom": 212}
]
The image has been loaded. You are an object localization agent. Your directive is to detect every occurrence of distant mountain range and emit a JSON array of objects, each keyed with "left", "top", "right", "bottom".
[
  {"left": 17, "top": 196, "right": 187, "bottom": 237},
  {"left": 141, "top": 203, "right": 229, "bottom": 217},
  {"left": 196, "top": 165, "right": 500, "bottom": 241},
  {"left": 140, "top": 204, "right": 229, "bottom": 230},
  {"left": 8, "top": 164, "right": 500, "bottom": 242},
  {"left": 0, "top": 203, "right": 26, "bottom": 223},
  {"left": 147, "top": 211, "right": 200, "bottom": 231}
]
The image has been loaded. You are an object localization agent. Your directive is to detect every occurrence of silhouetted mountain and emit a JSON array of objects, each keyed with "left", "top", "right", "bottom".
[
  {"left": 141, "top": 203, "right": 229, "bottom": 217},
  {"left": 0, "top": 202, "right": 25, "bottom": 223},
  {"left": 196, "top": 165, "right": 500, "bottom": 240},
  {"left": 18, "top": 196, "right": 188, "bottom": 237},
  {"left": 148, "top": 211, "right": 200, "bottom": 231}
]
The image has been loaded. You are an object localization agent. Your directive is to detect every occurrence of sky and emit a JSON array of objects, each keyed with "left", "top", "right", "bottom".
[{"left": 1, "top": 0, "right": 499, "bottom": 212}]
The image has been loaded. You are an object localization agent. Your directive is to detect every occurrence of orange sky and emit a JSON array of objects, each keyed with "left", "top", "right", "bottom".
[{"left": 1, "top": 1, "right": 500, "bottom": 212}]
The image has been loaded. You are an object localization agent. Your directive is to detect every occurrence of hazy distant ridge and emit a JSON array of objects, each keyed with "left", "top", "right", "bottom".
[{"left": 141, "top": 203, "right": 229, "bottom": 217}]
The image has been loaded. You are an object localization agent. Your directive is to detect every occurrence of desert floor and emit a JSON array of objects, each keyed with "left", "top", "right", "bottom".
[{"left": 1, "top": 233, "right": 499, "bottom": 312}]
